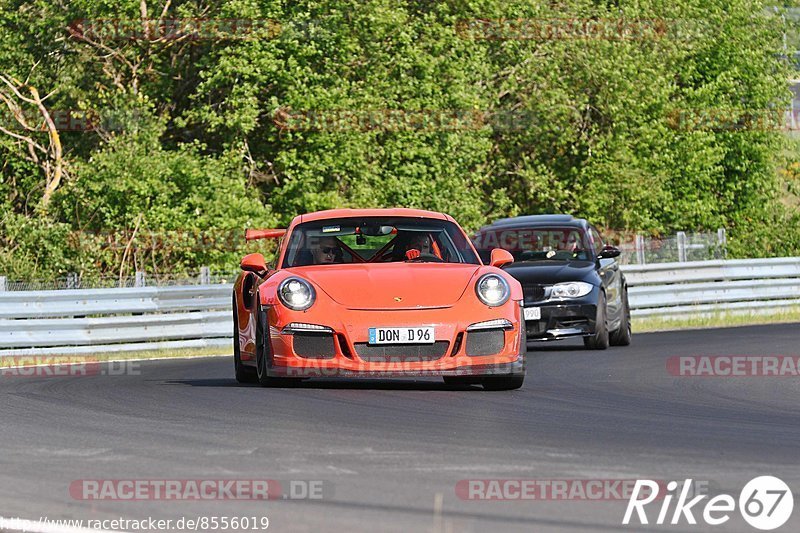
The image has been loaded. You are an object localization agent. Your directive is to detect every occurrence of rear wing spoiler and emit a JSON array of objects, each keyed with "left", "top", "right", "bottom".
[{"left": 245, "top": 228, "right": 287, "bottom": 241}]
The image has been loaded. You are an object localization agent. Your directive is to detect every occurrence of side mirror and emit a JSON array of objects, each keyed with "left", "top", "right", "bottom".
[
  {"left": 489, "top": 248, "right": 514, "bottom": 268},
  {"left": 240, "top": 253, "right": 268, "bottom": 274},
  {"left": 598, "top": 245, "right": 621, "bottom": 259}
]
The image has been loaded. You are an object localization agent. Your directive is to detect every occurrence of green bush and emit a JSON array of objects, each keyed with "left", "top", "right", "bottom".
[{"left": 1, "top": 0, "right": 798, "bottom": 281}]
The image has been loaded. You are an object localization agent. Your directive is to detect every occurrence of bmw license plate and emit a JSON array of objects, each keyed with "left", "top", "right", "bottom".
[
  {"left": 523, "top": 307, "right": 541, "bottom": 321},
  {"left": 369, "top": 327, "right": 435, "bottom": 344}
]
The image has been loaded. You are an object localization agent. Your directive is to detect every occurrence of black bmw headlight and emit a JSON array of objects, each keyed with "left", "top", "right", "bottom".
[{"left": 549, "top": 281, "right": 593, "bottom": 300}]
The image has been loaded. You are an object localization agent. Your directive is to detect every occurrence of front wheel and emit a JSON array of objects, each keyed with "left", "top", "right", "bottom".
[
  {"left": 233, "top": 300, "right": 257, "bottom": 384},
  {"left": 609, "top": 288, "right": 632, "bottom": 346},
  {"left": 255, "top": 303, "right": 302, "bottom": 387},
  {"left": 584, "top": 291, "right": 609, "bottom": 350}
]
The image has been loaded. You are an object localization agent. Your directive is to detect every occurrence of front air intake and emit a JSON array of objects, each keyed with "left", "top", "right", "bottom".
[
  {"left": 465, "top": 330, "right": 504, "bottom": 356},
  {"left": 292, "top": 332, "right": 336, "bottom": 359},
  {"left": 354, "top": 342, "right": 450, "bottom": 362}
]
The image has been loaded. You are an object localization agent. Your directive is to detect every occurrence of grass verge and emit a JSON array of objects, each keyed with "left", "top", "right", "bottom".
[
  {"left": 0, "top": 346, "right": 230, "bottom": 368},
  {"left": 633, "top": 307, "right": 800, "bottom": 332}
]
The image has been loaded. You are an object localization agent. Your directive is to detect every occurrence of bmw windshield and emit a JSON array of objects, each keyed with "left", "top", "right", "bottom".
[{"left": 474, "top": 227, "right": 592, "bottom": 263}]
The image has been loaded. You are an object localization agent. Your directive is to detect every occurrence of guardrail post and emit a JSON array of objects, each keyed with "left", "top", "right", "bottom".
[
  {"left": 0, "top": 276, "right": 6, "bottom": 292},
  {"left": 635, "top": 234, "right": 646, "bottom": 265},
  {"left": 135, "top": 271, "right": 146, "bottom": 287},
  {"left": 717, "top": 228, "right": 727, "bottom": 258},
  {"left": 200, "top": 266, "right": 210, "bottom": 285},
  {"left": 677, "top": 231, "right": 687, "bottom": 262},
  {"left": 66, "top": 272, "right": 79, "bottom": 289}
]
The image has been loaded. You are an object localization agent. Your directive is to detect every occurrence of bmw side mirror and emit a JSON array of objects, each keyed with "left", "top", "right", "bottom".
[
  {"left": 489, "top": 248, "right": 514, "bottom": 268},
  {"left": 598, "top": 245, "right": 621, "bottom": 259},
  {"left": 240, "top": 253, "right": 268, "bottom": 274}
]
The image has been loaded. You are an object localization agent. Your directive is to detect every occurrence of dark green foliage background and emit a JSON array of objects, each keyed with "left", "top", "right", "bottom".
[{"left": 1, "top": 0, "right": 799, "bottom": 280}]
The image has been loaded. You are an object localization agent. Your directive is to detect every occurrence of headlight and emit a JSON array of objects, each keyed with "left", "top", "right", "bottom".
[
  {"left": 278, "top": 277, "right": 316, "bottom": 310},
  {"left": 549, "top": 281, "right": 593, "bottom": 299},
  {"left": 475, "top": 274, "right": 511, "bottom": 306}
]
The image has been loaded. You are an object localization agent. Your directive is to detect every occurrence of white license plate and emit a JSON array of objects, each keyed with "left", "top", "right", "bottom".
[
  {"left": 523, "top": 307, "right": 541, "bottom": 321},
  {"left": 368, "top": 327, "right": 435, "bottom": 344}
]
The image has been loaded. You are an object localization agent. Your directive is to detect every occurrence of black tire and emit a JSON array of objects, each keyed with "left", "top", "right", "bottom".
[
  {"left": 482, "top": 375, "right": 524, "bottom": 391},
  {"left": 584, "top": 291, "right": 609, "bottom": 350},
  {"left": 255, "top": 303, "right": 301, "bottom": 387},
  {"left": 233, "top": 299, "right": 257, "bottom": 384},
  {"left": 609, "top": 288, "right": 632, "bottom": 347}
]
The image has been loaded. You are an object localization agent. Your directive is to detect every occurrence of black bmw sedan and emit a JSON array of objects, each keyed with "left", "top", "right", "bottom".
[{"left": 473, "top": 215, "right": 631, "bottom": 349}]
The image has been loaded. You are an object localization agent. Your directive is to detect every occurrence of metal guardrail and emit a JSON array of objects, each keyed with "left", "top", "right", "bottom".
[
  {"left": 0, "top": 257, "right": 798, "bottom": 355},
  {"left": 0, "top": 311, "right": 230, "bottom": 348},
  {"left": 624, "top": 257, "right": 800, "bottom": 318},
  {"left": 0, "top": 285, "right": 231, "bottom": 320},
  {"left": 0, "top": 285, "right": 232, "bottom": 356}
]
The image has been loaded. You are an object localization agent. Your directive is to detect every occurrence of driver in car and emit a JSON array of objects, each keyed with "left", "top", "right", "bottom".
[
  {"left": 311, "top": 236, "right": 343, "bottom": 264},
  {"left": 405, "top": 234, "right": 432, "bottom": 259}
]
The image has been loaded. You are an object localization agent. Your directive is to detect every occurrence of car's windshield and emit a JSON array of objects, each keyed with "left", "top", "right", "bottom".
[
  {"left": 282, "top": 217, "right": 481, "bottom": 267},
  {"left": 474, "top": 226, "right": 592, "bottom": 263}
]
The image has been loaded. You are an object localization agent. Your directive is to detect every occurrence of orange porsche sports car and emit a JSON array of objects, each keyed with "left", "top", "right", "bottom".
[{"left": 232, "top": 208, "right": 526, "bottom": 390}]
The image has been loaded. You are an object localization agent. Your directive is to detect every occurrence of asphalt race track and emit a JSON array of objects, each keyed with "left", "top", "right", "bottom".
[{"left": 2, "top": 324, "right": 800, "bottom": 533}]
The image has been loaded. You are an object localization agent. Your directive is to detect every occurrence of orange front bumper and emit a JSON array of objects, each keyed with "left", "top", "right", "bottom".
[{"left": 264, "top": 302, "right": 525, "bottom": 378}]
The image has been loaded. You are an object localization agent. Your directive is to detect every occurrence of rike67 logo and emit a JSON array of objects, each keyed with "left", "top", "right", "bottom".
[{"left": 623, "top": 476, "right": 794, "bottom": 530}]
